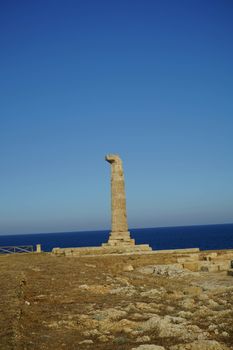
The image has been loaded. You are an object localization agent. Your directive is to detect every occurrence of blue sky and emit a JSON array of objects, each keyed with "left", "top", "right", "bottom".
[{"left": 1, "top": 0, "right": 233, "bottom": 234}]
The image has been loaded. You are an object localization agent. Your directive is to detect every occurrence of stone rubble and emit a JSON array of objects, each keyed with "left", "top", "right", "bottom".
[{"left": 137, "top": 264, "right": 195, "bottom": 277}]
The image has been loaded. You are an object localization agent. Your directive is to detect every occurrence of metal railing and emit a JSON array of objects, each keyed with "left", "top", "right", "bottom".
[{"left": 0, "top": 246, "right": 34, "bottom": 254}]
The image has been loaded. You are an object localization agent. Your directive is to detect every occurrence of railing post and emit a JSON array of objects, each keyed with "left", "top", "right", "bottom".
[{"left": 36, "top": 244, "right": 42, "bottom": 253}]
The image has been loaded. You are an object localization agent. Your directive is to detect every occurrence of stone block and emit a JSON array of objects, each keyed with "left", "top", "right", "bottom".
[
  {"left": 213, "top": 253, "right": 233, "bottom": 261},
  {"left": 217, "top": 260, "right": 230, "bottom": 271},
  {"left": 155, "top": 248, "right": 200, "bottom": 254},
  {"left": 203, "top": 252, "right": 218, "bottom": 261},
  {"left": 199, "top": 264, "right": 219, "bottom": 272},
  {"left": 52, "top": 243, "right": 152, "bottom": 257},
  {"left": 183, "top": 262, "right": 199, "bottom": 272}
]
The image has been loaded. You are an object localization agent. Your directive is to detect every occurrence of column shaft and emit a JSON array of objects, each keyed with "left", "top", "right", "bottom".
[{"left": 104, "top": 154, "right": 135, "bottom": 246}]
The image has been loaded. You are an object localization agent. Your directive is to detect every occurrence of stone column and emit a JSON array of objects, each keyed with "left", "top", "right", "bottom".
[{"left": 104, "top": 154, "right": 135, "bottom": 246}]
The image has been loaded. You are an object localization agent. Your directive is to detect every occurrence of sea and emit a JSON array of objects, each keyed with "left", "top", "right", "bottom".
[{"left": 0, "top": 223, "right": 233, "bottom": 252}]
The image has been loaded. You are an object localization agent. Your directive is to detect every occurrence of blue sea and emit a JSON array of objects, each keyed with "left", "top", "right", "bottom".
[{"left": 0, "top": 223, "right": 233, "bottom": 252}]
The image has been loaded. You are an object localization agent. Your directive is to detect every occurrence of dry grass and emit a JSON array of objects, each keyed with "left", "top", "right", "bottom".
[{"left": 0, "top": 252, "right": 232, "bottom": 350}]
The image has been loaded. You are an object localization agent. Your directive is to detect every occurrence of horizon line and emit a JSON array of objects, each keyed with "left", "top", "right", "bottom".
[{"left": 0, "top": 221, "right": 233, "bottom": 236}]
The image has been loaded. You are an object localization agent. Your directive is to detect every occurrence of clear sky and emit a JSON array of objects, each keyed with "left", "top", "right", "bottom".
[{"left": 1, "top": 0, "right": 233, "bottom": 234}]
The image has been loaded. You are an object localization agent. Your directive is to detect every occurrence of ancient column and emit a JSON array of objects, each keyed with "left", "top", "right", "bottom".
[{"left": 104, "top": 154, "right": 135, "bottom": 246}]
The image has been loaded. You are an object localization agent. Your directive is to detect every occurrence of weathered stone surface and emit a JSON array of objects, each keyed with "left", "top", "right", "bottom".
[
  {"left": 93, "top": 308, "right": 127, "bottom": 321},
  {"left": 52, "top": 244, "right": 152, "bottom": 256},
  {"left": 217, "top": 261, "right": 230, "bottom": 271},
  {"left": 154, "top": 248, "right": 200, "bottom": 254},
  {"left": 123, "top": 264, "right": 134, "bottom": 272},
  {"left": 182, "top": 256, "right": 232, "bottom": 272},
  {"left": 78, "top": 339, "right": 94, "bottom": 344},
  {"left": 138, "top": 264, "right": 193, "bottom": 277},
  {"left": 183, "top": 262, "right": 200, "bottom": 272},
  {"left": 170, "top": 340, "right": 230, "bottom": 350},
  {"left": 140, "top": 288, "right": 165, "bottom": 298},
  {"left": 200, "top": 263, "right": 219, "bottom": 272},
  {"left": 104, "top": 154, "right": 134, "bottom": 246},
  {"left": 203, "top": 253, "right": 218, "bottom": 261},
  {"left": 131, "top": 345, "right": 166, "bottom": 350},
  {"left": 139, "top": 314, "right": 205, "bottom": 340},
  {"left": 183, "top": 286, "right": 203, "bottom": 296},
  {"left": 135, "top": 335, "right": 151, "bottom": 343},
  {"left": 177, "top": 254, "right": 199, "bottom": 263}
]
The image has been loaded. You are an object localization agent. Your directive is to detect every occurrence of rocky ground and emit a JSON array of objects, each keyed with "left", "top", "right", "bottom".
[{"left": 0, "top": 252, "right": 232, "bottom": 350}]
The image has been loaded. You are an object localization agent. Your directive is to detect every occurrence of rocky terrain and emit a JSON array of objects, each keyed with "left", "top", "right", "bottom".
[{"left": 0, "top": 252, "right": 232, "bottom": 350}]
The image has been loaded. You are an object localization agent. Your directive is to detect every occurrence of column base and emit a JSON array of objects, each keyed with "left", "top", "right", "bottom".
[{"left": 103, "top": 231, "right": 135, "bottom": 246}]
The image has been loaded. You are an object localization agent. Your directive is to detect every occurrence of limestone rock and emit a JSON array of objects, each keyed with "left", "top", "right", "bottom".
[
  {"left": 101, "top": 318, "right": 138, "bottom": 333},
  {"left": 123, "top": 264, "right": 134, "bottom": 272},
  {"left": 78, "top": 339, "right": 94, "bottom": 345},
  {"left": 183, "top": 286, "right": 203, "bottom": 296},
  {"left": 93, "top": 308, "right": 127, "bottom": 321},
  {"left": 217, "top": 261, "right": 230, "bottom": 271},
  {"left": 221, "top": 331, "right": 229, "bottom": 337},
  {"left": 139, "top": 315, "right": 205, "bottom": 341},
  {"left": 132, "top": 345, "right": 166, "bottom": 350},
  {"left": 177, "top": 310, "right": 193, "bottom": 319},
  {"left": 138, "top": 264, "right": 192, "bottom": 278},
  {"left": 177, "top": 254, "right": 199, "bottom": 263},
  {"left": 82, "top": 329, "right": 100, "bottom": 337},
  {"left": 180, "top": 298, "right": 195, "bottom": 309},
  {"left": 140, "top": 315, "right": 161, "bottom": 332},
  {"left": 140, "top": 288, "right": 165, "bottom": 298},
  {"left": 79, "top": 284, "right": 89, "bottom": 290},
  {"left": 110, "top": 286, "right": 136, "bottom": 296},
  {"left": 138, "top": 266, "right": 155, "bottom": 274},
  {"left": 201, "top": 265, "right": 219, "bottom": 272},
  {"left": 183, "top": 262, "right": 199, "bottom": 272},
  {"left": 136, "top": 335, "right": 151, "bottom": 343},
  {"left": 98, "top": 335, "right": 110, "bottom": 342},
  {"left": 204, "top": 253, "right": 218, "bottom": 261},
  {"left": 169, "top": 340, "right": 230, "bottom": 350}
]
